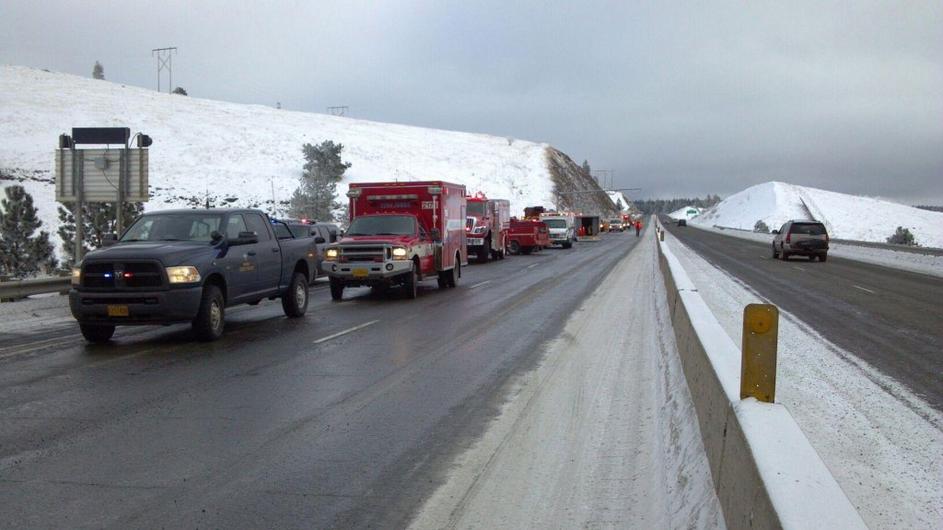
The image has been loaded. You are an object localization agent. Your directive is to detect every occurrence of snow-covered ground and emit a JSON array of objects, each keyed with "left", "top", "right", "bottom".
[
  {"left": 668, "top": 205, "right": 702, "bottom": 220},
  {"left": 410, "top": 236, "right": 724, "bottom": 529},
  {"left": 693, "top": 181, "right": 943, "bottom": 249},
  {"left": 606, "top": 190, "right": 634, "bottom": 212},
  {"left": 664, "top": 231, "right": 943, "bottom": 530},
  {"left": 695, "top": 224, "right": 943, "bottom": 278},
  {"left": 0, "top": 65, "right": 560, "bottom": 252}
]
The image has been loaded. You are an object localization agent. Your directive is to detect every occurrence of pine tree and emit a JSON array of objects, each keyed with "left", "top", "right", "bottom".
[
  {"left": 92, "top": 61, "right": 105, "bottom": 80},
  {"left": 172, "top": 86, "right": 188, "bottom": 96},
  {"left": 581, "top": 160, "right": 591, "bottom": 175},
  {"left": 0, "top": 186, "right": 55, "bottom": 278},
  {"left": 288, "top": 140, "right": 352, "bottom": 222},
  {"left": 57, "top": 202, "right": 144, "bottom": 266},
  {"left": 615, "top": 198, "right": 623, "bottom": 211}
]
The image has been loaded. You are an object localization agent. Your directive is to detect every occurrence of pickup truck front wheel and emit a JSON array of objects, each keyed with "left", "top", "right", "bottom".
[
  {"left": 80, "top": 324, "right": 115, "bottom": 344},
  {"left": 282, "top": 272, "right": 309, "bottom": 318},
  {"left": 330, "top": 278, "right": 345, "bottom": 301},
  {"left": 192, "top": 285, "right": 225, "bottom": 341}
]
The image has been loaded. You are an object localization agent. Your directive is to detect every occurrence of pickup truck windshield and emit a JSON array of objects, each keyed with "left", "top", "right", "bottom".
[
  {"left": 121, "top": 213, "right": 223, "bottom": 242},
  {"left": 346, "top": 215, "right": 416, "bottom": 236},
  {"left": 544, "top": 219, "right": 567, "bottom": 228}
]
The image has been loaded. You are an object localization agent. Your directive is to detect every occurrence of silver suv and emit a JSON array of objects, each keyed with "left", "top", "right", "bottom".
[{"left": 772, "top": 220, "right": 829, "bottom": 261}]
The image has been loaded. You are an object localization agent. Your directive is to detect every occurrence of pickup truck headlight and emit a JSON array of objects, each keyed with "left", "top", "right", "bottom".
[
  {"left": 71, "top": 267, "right": 82, "bottom": 286},
  {"left": 325, "top": 248, "right": 339, "bottom": 261},
  {"left": 166, "top": 266, "right": 201, "bottom": 284},
  {"left": 391, "top": 247, "right": 408, "bottom": 260}
]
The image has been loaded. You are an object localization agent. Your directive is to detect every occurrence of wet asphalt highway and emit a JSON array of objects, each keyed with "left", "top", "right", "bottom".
[
  {"left": 0, "top": 232, "right": 641, "bottom": 528},
  {"left": 663, "top": 221, "right": 943, "bottom": 412}
]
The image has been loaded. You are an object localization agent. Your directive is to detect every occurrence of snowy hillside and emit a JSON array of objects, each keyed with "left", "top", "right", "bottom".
[
  {"left": 693, "top": 181, "right": 943, "bottom": 248},
  {"left": 668, "top": 205, "right": 702, "bottom": 220},
  {"left": 606, "top": 191, "right": 634, "bottom": 212},
  {"left": 0, "top": 65, "right": 605, "bottom": 252}
]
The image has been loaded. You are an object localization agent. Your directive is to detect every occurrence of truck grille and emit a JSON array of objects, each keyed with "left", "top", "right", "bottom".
[
  {"left": 339, "top": 246, "right": 388, "bottom": 262},
  {"left": 82, "top": 261, "right": 166, "bottom": 290}
]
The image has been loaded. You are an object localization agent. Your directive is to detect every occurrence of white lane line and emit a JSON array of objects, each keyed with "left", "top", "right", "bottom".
[
  {"left": 526, "top": 263, "right": 539, "bottom": 269},
  {"left": 313, "top": 320, "right": 379, "bottom": 345},
  {"left": 469, "top": 280, "right": 492, "bottom": 289},
  {"left": 792, "top": 266, "right": 806, "bottom": 271},
  {"left": 853, "top": 285, "right": 876, "bottom": 294}
]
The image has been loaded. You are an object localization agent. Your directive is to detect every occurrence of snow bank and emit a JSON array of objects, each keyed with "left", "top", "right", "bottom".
[
  {"left": 694, "top": 181, "right": 943, "bottom": 248},
  {"left": 668, "top": 205, "right": 702, "bottom": 220},
  {"left": 0, "top": 65, "right": 560, "bottom": 250}
]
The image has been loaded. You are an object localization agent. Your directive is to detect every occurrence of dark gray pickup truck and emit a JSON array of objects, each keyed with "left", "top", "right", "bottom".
[{"left": 69, "top": 208, "right": 321, "bottom": 342}]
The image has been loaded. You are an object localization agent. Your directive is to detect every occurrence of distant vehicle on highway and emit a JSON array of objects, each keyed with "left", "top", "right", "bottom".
[
  {"left": 772, "top": 220, "right": 829, "bottom": 261},
  {"left": 323, "top": 181, "right": 467, "bottom": 300},
  {"left": 540, "top": 212, "right": 576, "bottom": 248},
  {"left": 676, "top": 219, "right": 687, "bottom": 227},
  {"left": 274, "top": 219, "right": 337, "bottom": 275},
  {"left": 508, "top": 219, "right": 550, "bottom": 254},
  {"left": 607, "top": 219, "right": 624, "bottom": 232},
  {"left": 465, "top": 192, "right": 510, "bottom": 262},
  {"left": 69, "top": 209, "right": 318, "bottom": 343}
]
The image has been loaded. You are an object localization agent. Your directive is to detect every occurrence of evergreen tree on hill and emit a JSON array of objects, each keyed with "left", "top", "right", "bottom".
[
  {"left": 92, "top": 61, "right": 105, "bottom": 80},
  {"left": 57, "top": 202, "right": 144, "bottom": 266},
  {"left": 0, "top": 186, "right": 55, "bottom": 278},
  {"left": 288, "top": 140, "right": 352, "bottom": 222}
]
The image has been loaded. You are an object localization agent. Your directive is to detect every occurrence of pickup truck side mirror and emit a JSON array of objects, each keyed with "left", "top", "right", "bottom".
[
  {"left": 314, "top": 236, "right": 326, "bottom": 244},
  {"left": 102, "top": 233, "right": 118, "bottom": 247},
  {"left": 210, "top": 231, "right": 225, "bottom": 243},
  {"left": 230, "top": 231, "right": 259, "bottom": 246}
]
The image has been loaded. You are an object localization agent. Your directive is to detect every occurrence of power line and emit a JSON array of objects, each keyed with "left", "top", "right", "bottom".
[{"left": 151, "top": 47, "right": 177, "bottom": 93}]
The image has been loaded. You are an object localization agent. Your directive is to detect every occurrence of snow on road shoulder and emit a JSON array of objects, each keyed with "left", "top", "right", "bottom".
[
  {"left": 409, "top": 237, "right": 724, "bottom": 529},
  {"left": 691, "top": 224, "right": 943, "bottom": 278},
  {"left": 664, "top": 232, "right": 943, "bottom": 529}
]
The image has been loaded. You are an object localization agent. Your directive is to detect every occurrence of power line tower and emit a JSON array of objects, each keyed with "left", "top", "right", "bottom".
[
  {"left": 326, "top": 106, "right": 349, "bottom": 116},
  {"left": 151, "top": 47, "right": 178, "bottom": 93}
]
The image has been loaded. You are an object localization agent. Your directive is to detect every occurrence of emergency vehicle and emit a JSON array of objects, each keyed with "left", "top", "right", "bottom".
[
  {"left": 508, "top": 218, "right": 550, "bottom": 254},
  {"left": 576, "top": 216, "right": 601, "bottom": 241},
  {"left": 539, "top": 212, "right": 576, "bottom": 248},
  {"left": 465, "top": 192, "right": 511, "bottom": 262},
  {"left": 322, "top": 181, "right": 467, "bottom": 300}
]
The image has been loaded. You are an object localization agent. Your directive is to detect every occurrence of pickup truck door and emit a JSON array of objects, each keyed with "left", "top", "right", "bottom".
[
  {"left": 245, "top": 213, "right": 283, "bottom": 296},
  {"left": 222, "top": 214, "right": 258, "bottom": 302}
]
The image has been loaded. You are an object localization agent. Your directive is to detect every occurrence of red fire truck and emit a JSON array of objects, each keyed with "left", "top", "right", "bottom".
[
  {"left": 465, "top": 192, "right": 511, "bottom": 262},
  {"left": 322, "top": 181, "right": 467, "bottom": 299},
  {"left": 508, "top": 218, "right": 551, "bottom": 255}
]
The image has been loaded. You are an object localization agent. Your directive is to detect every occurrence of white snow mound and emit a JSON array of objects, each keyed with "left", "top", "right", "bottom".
[
  {"left": 668, "top": 205, "right": 702, "bottom": 220},
  {"left": 0, "top": 65, "right": 557, "bottom": 247},
  {"left": 694, "top": 181, "right": 943, "bottom": 248}
]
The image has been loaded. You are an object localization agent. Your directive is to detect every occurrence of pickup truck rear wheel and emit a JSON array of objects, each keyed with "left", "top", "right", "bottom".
[
  {"left": 281, "top": 272, "right": 308, "bottom": 318},
  {"left": 192, "top": 285, "right": 225, "bottom": 341},
  {"left": 80, "top": 324, "right": 115, "bottom": 344},
  {"left": 330, "top": 278, "right": 344, "bottom": 301}
]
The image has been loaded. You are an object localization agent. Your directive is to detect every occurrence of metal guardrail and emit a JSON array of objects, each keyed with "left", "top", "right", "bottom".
[{"left": 0, "top": 277, "right": 71, "bottom": 301}]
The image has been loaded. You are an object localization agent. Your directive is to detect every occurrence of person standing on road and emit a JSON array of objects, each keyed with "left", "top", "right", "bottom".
[{"left": 635, "top": 220, "right": 641, "bottom": 237}]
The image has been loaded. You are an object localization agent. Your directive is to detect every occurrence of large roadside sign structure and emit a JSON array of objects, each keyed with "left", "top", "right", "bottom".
[{"left": 54, "top": 127, "right": 152, "bottom": 262}]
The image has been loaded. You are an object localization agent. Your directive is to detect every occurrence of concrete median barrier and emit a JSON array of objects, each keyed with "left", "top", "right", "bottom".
[{"left": 654, "top": 220, "right": 866, "bottom": 530}]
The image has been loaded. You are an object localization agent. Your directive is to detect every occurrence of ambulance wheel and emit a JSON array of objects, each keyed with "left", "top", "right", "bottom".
[
  {"left": 405, "top": 267, "right": 419, "bottom": 299},
  {"left": 329, "top": 278, "right": 344, "bottom": 301},
  {"left": 563, "top": 241, "right": 572, "bottom": 249},
  {"left": 509, "top": 241, "right": 520, "bottom": 255}
]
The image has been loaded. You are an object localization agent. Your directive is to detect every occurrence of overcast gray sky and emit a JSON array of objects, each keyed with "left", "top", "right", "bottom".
[{"left": 2, "top": 1, "right": 941, "bottom": 203}]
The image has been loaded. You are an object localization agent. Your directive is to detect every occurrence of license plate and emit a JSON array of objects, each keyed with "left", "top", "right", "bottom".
[
  {"left": 468, "top": 238, "right": 483, "bottom": 246},
  {"left": 352, "top": 268, "right": 369, "bottom": 278},
  {"left": 107, "top": 305, "right": 129, "bottom": 317}
]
